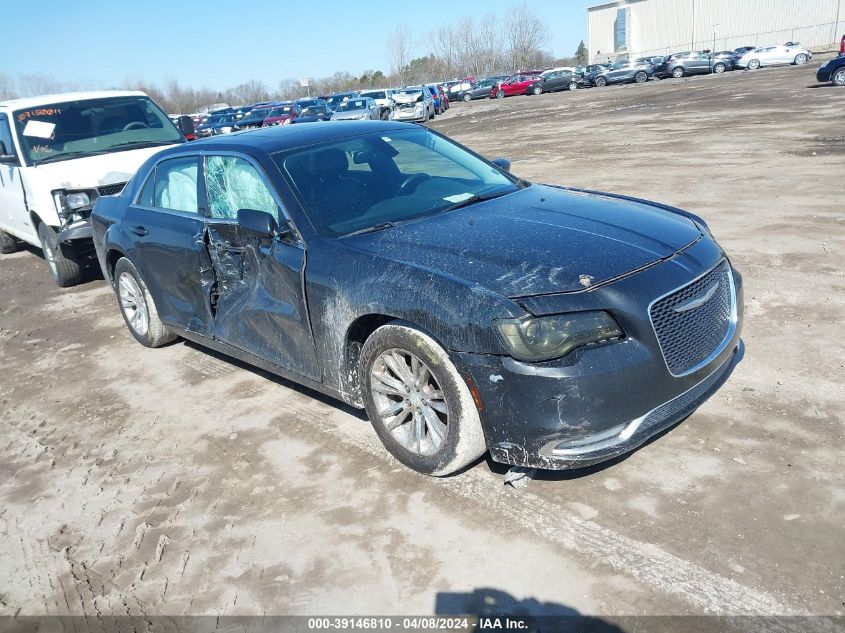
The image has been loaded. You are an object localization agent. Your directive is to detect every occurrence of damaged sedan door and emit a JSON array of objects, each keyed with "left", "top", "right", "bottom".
[{"left": 203, "top": 153, "right": 320, "bottom": 380}]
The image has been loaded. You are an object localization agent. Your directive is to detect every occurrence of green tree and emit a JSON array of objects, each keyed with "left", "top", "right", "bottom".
[{"left": 575, "top": 40, "right": 588, "bottom": 66}]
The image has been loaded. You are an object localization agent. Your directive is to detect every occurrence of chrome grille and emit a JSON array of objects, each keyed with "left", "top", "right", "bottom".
[
  {"left": 650, "top": 260, "right": 733, "bottom": 376},
  {"left": 97, "top": 182, "right": 127, "bottom": 196}
]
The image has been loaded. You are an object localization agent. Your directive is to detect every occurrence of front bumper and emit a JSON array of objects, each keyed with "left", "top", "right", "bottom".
[
  {"left": 455, "top": 240, "right": 745, "bottom": 470},
  {"left": 57, "top": 218, "right": 94, "bottom": 244},
  {"left": 816, "top": 61, "right": 835, "bottom": 82},
  {"left": 391, "top": 109, "right": 427, "bottom": 122}
]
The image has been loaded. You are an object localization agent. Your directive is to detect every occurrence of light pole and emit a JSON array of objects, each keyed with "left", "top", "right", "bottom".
[
  {"left": 713, "top": 23, "right": 719, "bottom": 52},
  {"left": 691, "top": 0, "right": 696, "bottom": 50}
]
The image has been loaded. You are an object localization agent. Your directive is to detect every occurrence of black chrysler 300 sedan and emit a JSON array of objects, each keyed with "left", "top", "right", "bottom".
[{"left": 91, "top": 121, "right": 744, "bottom": 476}]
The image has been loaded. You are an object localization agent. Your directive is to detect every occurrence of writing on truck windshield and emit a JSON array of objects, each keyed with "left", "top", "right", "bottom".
[{"left": 13, "top": 96, "right": 181, "bottom": 165}]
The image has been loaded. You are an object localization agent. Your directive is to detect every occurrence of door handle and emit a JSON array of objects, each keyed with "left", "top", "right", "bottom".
[{"left": 129, "top": 225, "right": 149, "bottom": 237}]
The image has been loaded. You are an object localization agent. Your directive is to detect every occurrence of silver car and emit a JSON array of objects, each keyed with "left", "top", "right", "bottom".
[
  {"left": 734, "top": 42, "right": 812, "bottom": 69},
  {"left": 330, "top": 97, "right": 381, "bottom": 121},
  {"left": 359, "top": 89, "right": 395, "bottom": 120},
  {"left": 389, "top": 88, "right": 434, "bottom": 123}
]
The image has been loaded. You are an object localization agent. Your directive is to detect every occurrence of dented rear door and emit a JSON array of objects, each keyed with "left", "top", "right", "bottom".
[{"left": 203, "top": 154, "right": 320, "bottom": 381}]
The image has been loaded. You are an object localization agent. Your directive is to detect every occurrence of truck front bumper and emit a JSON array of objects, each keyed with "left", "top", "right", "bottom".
[{"left": 57, "top": 218, "right": 93, "bottom": 243}]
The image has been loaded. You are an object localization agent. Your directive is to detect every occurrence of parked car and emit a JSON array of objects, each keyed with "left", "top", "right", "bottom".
[
  {"left": 91, "top": 121, "right": 744, "bottom": 475},
  {"left": 0, "top": 90, "right": 184, "bottom": 286},
  {"left": 196, "top": 112, "right": 239, "bottom": 137},
  {"left": 262, "top": 104, "right": 302, "bottom": 126},
  {"left": 236, "top": 106, "right": 276, "bottom": 130},
  {"left": 585, "top": 60, "right": 654, "bottom": 87},
  {"left": 457, "top": 76, "right": 507, "bottom": 101},
  {"left": 359, "top": 90, "right": 395, "bottom": 120},
  {"left": 656, "top": 51, "right": 731, "bottom": 78},
  {"left": 491, "top": 74, "right": 542, "bottom": 98},
  {"left": 435, "top": 85, "right": 450, "bottom": 111},
  {"left": 816, "top": 49, "right": 845, "bottom": 86},
  {"left": 527, "top": 69, "right": 582, "bottom": 95},
  {"left": 413, "top": 85, "right": 444, "bottom": 113},
  {"left": 734, "top": 43, "right": 812, "bottom": 69},
  {"left": 292, "top": 104, "right": 332, "bottom": 122},
  {"left": 325, "top": 92, "right": 359, "bottom": 112},
  {"left": 390, "top": 87, "right": 434, "bottom": 122},
  {"left": 330, "top": 97, "right": 381, "bottom": 121}
]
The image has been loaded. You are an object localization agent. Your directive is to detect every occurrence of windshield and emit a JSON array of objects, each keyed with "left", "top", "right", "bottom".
[
  {"left": 275, "top": 127, "right": 520, "bottom": 237},
  {"left": 336, "top": 100, "right": 367, "bottom": 112},
  {"left": 267, "top": 106, "right": 293, "bottom": 117},
  {"left": 362, "top": 91, "right": 386, "bottom": 99},
  {"left": 301, "top": 106, "right": 328, "bottom": 116},
  {"left": 13, "top": 95, "right": 181, "bottom": 165},
  {"left": 327, "top": 94, "right": 352, "bottom": 106}
]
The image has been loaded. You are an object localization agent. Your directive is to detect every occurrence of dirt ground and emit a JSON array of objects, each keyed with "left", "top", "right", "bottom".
[{"left": 1, "top": 59, "right": 843, "bottom": 623}]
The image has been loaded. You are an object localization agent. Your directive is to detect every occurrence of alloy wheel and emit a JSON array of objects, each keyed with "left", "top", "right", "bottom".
[
  {"left": 118, "top": 272, "right": 150, "bottom": 336},
  {"left": 795, "top": 54, "right": 807, "bottom": 65},
  {"left": 672, "top": 67, "right": 684, "bottom": 78},
  {"left": 370, "top": 349, "right": 449, "bottom": 456},
  {"left": 41, "top": 238, "right": 58, "bottom": 276}
]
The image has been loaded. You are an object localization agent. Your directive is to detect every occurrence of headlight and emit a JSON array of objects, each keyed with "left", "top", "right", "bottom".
[
  {"left": 65, "top": 192, "right": 90, "bottom": 210},
  {"left": 494, "top": 311, "right": 623, "bottom": 362}
]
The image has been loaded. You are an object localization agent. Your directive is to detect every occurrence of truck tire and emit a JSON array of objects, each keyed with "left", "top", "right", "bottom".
[
  {"left": 0, "top": 230, "right": 17, "bottom": 254},
  {"left": 360, "top": 322, "right": 487, "bottom": 476},
  {"left": 113, "top": 257, "right": 177, "bottom": 348},
  {"left": 37, "top": 222, "right": 83, "bottom": 287}
]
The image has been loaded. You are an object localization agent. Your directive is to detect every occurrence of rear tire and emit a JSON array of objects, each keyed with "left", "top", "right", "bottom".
[
  {"left": 37, "top": 222, "right": 82, "bottom": 287},
  {"left": 113, "top": 257, "right": 177, "bottom": 348},
  {"left": 462, "top": 92, "right": 472, "bottom": 102},
  {"left": 0, "top": 230, "right": 17, "bottom": 254},
  {"left": 635, "top": 71, "right": 648, "bottom": 83},
  {"left": 495, "top": 89, "right": 505, "bottom": 99},
  {"left": 360, "top": 323, "right": 487, "bottom": 476},
  {"left": 568, "top": 81, "right": 578, "bottom": 91},
  {"left": 594, "top": 76, "right": 608, "bottom": 87},
  {"left": 713, "top": 63, "right": 726, "bottom": 73},
  {"left": 794, "top": 53, "right": 808, "bottom": 65},
  {"left": 833, "top": 68, "right": 845, "bottom": 86}
]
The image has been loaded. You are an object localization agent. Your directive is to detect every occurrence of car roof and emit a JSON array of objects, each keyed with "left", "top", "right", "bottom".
[
  {"left": 0, "top": 89, "right": 147, "bottom": 110},
  {"left": 158, "top": 121, "right": 419, "bottom": 156}
]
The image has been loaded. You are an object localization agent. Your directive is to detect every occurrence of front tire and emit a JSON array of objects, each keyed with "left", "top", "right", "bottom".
[
  {"left": 462, "top": 92, "right": 472, "bottom": 102},
  {"left": 833, "top": 68, "right": 845, "bottom": 86},
  {"left": 0, "top": 230, "right": 17, "bottom": 254},
  {"left": 634, "top": 71, "right": 648, "bottom": 83},
  {"left": 747, "top": 59, "right": 760, "bottom": 70},
  {"left": 594, "top": 76, "right": 608, "bottom": 87},
  {"left": 713, "top": 63, "right": 726, "bottom": 74},
  {"left": 532, "top": 85, "right": 543, "bottom": 95},
  {"left": 113, "top": 257, "right": 177, "bottom": 348},
  {"left": 568, "top": 81, "right": 578, "bottom": 91},
  {"left": 360, "top": 323, "right": 487, "bottom": 476},
  {"left": 794, "top": 53, "right": 808, "bottom": 65},
  {"left": 37, "top": 222, "right": 82, "bottom": 287},
  {"left": 495, "top": 89, "right": 505, "bottom": 99},
  {"left": 672, "top": 66, "right": 685, "bottom": 78}
]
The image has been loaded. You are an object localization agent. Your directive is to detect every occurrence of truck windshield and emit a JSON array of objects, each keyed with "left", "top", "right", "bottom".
[{"left": 13, "top": 95, "right": 181, "bottom": 165}]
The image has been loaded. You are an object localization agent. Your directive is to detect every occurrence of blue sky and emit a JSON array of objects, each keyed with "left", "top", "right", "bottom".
[{"left": 6, "top": 0, "right": 591, "bottom": 89}]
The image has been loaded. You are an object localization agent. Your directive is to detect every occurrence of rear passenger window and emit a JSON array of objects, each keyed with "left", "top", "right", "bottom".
[
  {"left": 205, "top": 155, "right": 279, "bottom": 220},
  {"left": 154, "top": 157, "right": 199, "bottom": 213}
]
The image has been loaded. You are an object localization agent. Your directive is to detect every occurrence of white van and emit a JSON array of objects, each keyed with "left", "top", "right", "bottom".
[{"left": 0, "top": 91, "right": 184, "bottom": 286}]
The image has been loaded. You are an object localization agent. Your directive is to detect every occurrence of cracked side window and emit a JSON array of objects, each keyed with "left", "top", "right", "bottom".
[{"left": 206, "top": 155, "right": 279, "bottom": 220}]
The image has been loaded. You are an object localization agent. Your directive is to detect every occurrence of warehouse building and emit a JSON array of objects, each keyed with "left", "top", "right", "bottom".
[{"left": 587, "top": 0, "right": 845, "bottom": 63}]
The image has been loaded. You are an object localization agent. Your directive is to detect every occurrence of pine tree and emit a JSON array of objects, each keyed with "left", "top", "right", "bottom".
[{"left": 575, "top": 40, "right": 589, "bottom": 66}]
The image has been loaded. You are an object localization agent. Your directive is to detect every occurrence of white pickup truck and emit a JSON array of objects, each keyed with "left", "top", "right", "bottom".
[{"left": 0, "top": 90, "right": 185, "bottom": 286}]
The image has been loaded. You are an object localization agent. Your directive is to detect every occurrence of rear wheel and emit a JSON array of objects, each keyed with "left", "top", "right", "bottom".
[
  {"left": 113, "top": 257, "right": 177, "bottom": 348},
  {"left": 833, "top": 68, "right": 845, "bottom": 86},
  {"left": 361, "top": 323, "right": 487, "bottom": 476},
  {"left": 0, "top": 230, "right": 17, "bottom": 254},
  {"left": 462, "top": 92, "right": 472, "bottom": 102},
  {"left": 794, "top": 53, "right": 808, "bottom": 65},
  {"left": 713, "top": 62, "right": 726, "bottom": 73},
  {"left": 568, "top": 81, "right": 578, "bottom": 91},
  {"left": 37, "top": 222, "right": 82, "bottom": 287},
  {"left": 747, "top": 59, "right": 761, "bottom": 70},
  {"left": 634, "top": 71, "right": 648, "bottom": 83},
  {"left": 495, "top": 89, "right": 505, "bottom": 99},
  {"left": 672, "top": 66, "right": 685, "bottom": 78},
  {"left": 594, "top": 76, "right": 608, "bottom": 87}
]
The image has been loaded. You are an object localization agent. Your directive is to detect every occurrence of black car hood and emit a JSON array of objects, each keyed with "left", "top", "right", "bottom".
[{"left": 344, "top": 185, "right": 701, "bottom": 298}]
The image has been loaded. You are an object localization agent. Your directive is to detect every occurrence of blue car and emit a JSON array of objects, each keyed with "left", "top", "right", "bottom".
[
  {"left": 91, "top": 121, "right": 744, "bottom": 476},
  {"left": 194, "top": 113, "right": 239, "bottom": 138}
]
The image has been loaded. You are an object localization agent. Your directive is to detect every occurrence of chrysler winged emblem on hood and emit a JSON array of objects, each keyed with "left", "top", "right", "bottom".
[{"left": 673, "top": 281, "right": 720, "bottom": 313}]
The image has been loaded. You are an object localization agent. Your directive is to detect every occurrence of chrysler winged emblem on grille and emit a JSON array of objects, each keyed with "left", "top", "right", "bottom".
[{"left": 673, "top": 281, "right": 720, "bottom": 313}]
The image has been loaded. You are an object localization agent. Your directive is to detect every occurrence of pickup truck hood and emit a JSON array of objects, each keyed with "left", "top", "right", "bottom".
[
  {"left": 27, "top": 145, "right": 175, "bottom": 190},
  {"left": 345, "top": 185, "right": 701, "bottom": 298}
]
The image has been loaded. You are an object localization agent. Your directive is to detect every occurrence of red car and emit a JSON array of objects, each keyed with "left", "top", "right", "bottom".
[
  {"left": 490, "top": 74, "right": 542, "bottom": 98},
  {"left": 262, "top": 104, "right": 302, "bottom": 127}
]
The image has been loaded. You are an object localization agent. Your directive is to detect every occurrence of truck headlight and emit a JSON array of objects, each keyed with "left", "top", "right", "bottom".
[
  {"left": 53, "top": 189, "right": 97, "bottom": 217},
  {"left": 494, "top": 311, "right": 623, "bottom": 362},
  {"left": 65, "top": 192, "right": 90, "bottom": 210}
]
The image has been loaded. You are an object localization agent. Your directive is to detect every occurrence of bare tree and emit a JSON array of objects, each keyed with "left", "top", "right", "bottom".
[
  {"left": 0, "top": 73, "right": 17, "bottom": 101},
  {"left": 387, "top": 24, "right": 413, "bottom": 85},
  {"left": 505, "top": 3, "right": 550, "bottom": 71}
]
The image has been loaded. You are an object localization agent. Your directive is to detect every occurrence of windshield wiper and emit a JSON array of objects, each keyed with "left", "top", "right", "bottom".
[
  {"left": 342, "top": 222, "right": 398, "bottom": 237},
  {"left": 108, "top": 140, "right": 175, "bottom": 150},
  {"left": 441, "top": 190, "right": 510, "bottom": 213}
]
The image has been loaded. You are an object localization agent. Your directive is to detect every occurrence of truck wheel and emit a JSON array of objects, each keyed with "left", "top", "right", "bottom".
[
  {"left": 0, "top": 230, "right": 17, "bottom": 254},
  {"left": 113, "top": 257, "right": 177, "bottom": 348},
  {"left": 360, "top": 323, "right": 487, "bottom": 476},
  {"left": 37, "top": 222, "right": 82, "bottom": 287}
]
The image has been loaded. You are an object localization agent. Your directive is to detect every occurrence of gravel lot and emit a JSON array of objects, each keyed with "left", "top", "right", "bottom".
[{"left": 1, "top": 59, "right": 843, "bottom": 622}]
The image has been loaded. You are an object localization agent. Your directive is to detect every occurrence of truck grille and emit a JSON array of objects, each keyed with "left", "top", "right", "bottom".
[
  {"left": 650, "top": 260, "right": 734, "bottom": 376},
  {"left": 97, "top": 182, "right": 127, "bottom": 196}
]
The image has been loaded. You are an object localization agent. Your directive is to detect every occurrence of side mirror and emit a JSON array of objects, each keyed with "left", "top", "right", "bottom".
[
  {"left": 237, "top": 208, "right": 278, "bottom": 239},
  {"left": 491, "top": 157, "right": 511, "bottom": 172},
  {"left": 0, "top": 141, "right": 17, "bottom": 165},
  {"left": 177, "top": 115, "right": 195, "bottom": 137}
]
